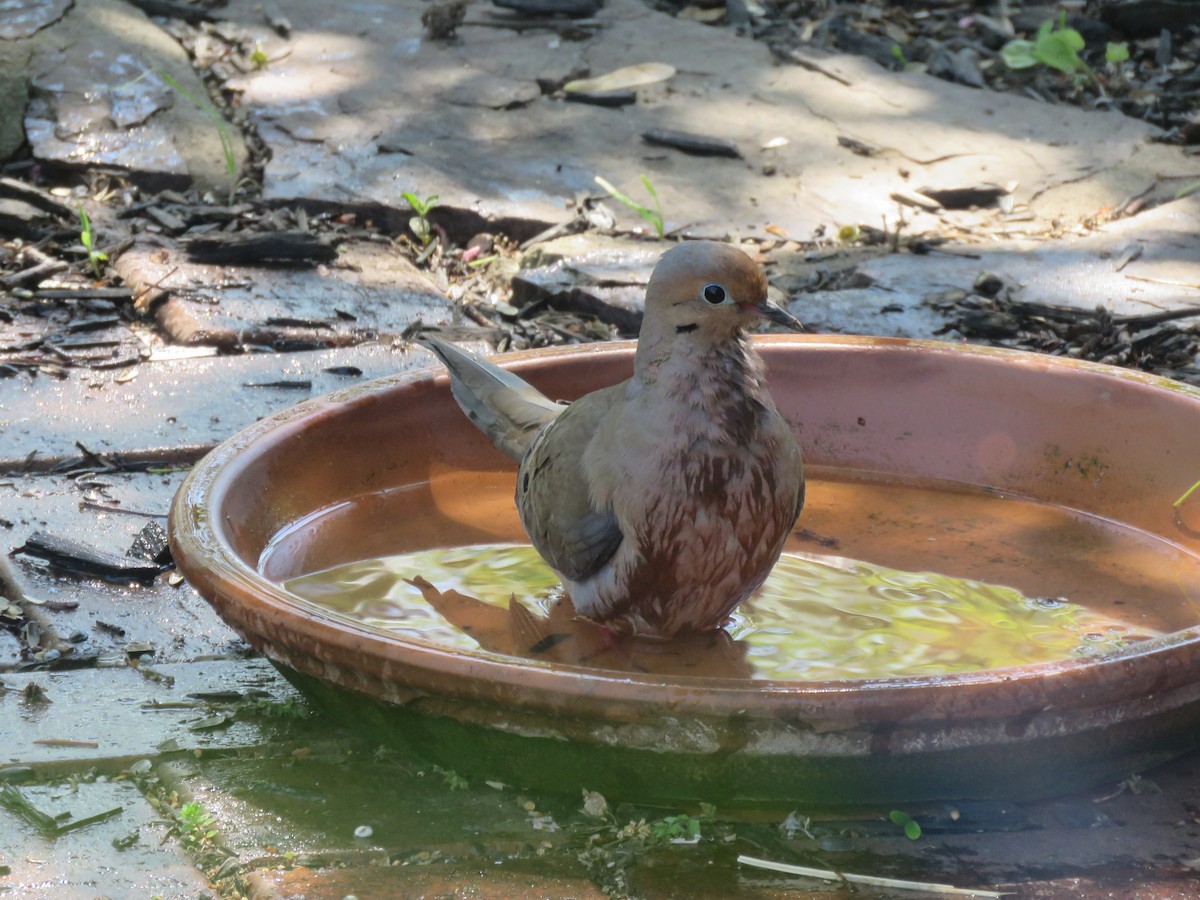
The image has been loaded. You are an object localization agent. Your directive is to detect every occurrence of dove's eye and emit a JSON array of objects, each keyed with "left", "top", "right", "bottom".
[{"left": 702, "top": 283, "right": 727, "bottom": 304}]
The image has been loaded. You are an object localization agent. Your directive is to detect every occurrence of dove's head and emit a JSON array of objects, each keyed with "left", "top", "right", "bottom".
[{"left": 642, "top": 241, "right": 802, "bottom": 342}]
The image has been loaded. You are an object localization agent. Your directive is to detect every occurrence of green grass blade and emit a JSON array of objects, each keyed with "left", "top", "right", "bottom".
[
  {"left": 596, "top": 175, "right": 664, "bottom": 239},
  {"left": 1174, "top": 478, "right": 1200, "bottom": 509},
  {"left": 158, "top": 69, "right": 239, "bottom": 204}
]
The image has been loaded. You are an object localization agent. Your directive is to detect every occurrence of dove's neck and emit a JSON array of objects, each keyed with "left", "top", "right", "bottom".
[{"left": 631, "top": 330, "right": 769, "bottom": 444}]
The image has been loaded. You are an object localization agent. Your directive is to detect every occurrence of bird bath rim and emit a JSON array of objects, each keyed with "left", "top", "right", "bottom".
[{"left": 169, "top": 335, "right": 1200, "bottom": 727}]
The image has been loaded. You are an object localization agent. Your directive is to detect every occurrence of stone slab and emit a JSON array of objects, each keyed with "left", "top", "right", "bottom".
[
  {"left": 180, "top": 754, "right": 553, "bottom": 861},
  {"left": 0, "top": 657, "right": 299, "bottom": 768},
  {"left": 219, "top": 0, "right": 1197, "bottom": 240},
  {"left": 469, "top": 195, "right": 1200, "bottom": 341},
  {"left": 0, "top": 42, "right": 31, "bottom": 161},
  {"left": 0, "top": 777, "right": 214, "bottom": 899},
  {"left": 0, "top": 342, "right": 437, "bottom": 467},
  {"left": 773, "top": 194, "right": 1200, "bottom": 336},
  {"left": 17, "top": 0, "right": 246, "bottom": 195},
  {"left": 2, "top": 471, "right": 245, "bottom": 665},
  {"left": 245, "top": 862, "right": 606, "bottom": 900},
  {"left": 0, "top": 0, "right": 71, "bottom": 40},
  {"left": 115, "top": 236, "right": 452, "bottom": 344}
]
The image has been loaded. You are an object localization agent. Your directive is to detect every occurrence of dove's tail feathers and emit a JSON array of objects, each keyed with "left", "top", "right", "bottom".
[{"left": 421, "top": 337, "right": 563, "bottom": 460}]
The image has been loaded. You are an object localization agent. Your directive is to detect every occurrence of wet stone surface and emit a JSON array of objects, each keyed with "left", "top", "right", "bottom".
[
  {"left": 2, "top": 776, "right": 214, "bottom": 898},
  {"left": 15, "top": 0, "right": 246, "bottom": 194},
  {"left": 0, "top": 0, "right": 71, "bottom": 40},
  {"left": 0, "top": 343, "right": 437, "bottom": 466},
  {"left": 0, "top": 659, "right": 296, "bottom": 768},
  {"left": 246, "top": 861, "right": 608, "bottom": 900},
  {"left": 1, "top": 472, "right": 240, "bottom": 664}
]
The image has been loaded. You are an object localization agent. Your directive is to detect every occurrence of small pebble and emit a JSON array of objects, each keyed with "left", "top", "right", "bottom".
[{"left": 818, "top": 834, "right": 855, "bottom": 852}]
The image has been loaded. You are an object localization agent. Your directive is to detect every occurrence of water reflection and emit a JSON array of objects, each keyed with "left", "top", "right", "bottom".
[{"left": 283, "top": 544, "right": 1159, "bottom": 681}]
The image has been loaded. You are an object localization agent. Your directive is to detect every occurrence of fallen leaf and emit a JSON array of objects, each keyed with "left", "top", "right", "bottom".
[
  {"left": 564, "top": 63, "right": 676, "bottom": 95},
  {"left": 678, "top": 5, "right": 725, "bottom": 23}
]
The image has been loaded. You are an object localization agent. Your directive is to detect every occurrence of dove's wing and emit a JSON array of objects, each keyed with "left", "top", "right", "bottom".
[{"left": 516, "top": 385, "right": 625, "bottom": 583}]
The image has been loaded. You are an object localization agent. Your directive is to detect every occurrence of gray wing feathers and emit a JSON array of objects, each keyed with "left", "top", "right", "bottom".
[
  {"left": 558, "top": 508, "right": 623, "bottom": 581},
  {"left": 515, "top": 387, "right": 626, "bottom": 582},
  {"left": 424, "top": 336, "right": 625, "bottom": 580},
  {"left": 421, "top": 337, "right": 564, "bottom": 460}
]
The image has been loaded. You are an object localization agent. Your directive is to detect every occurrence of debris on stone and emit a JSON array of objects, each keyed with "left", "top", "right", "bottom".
[
  {"left": 422, "top": 0, "right": 467, "bottom": 40},
  {"left": 929, "top": 275, "right": 1200, "bottom": 383},
  {"left": 641, "top": 128, "right": 743, "bottom": 159},
  {"left": 493, "top": 0, "right": 603, "bottom": 17},
  {"left": 182, "top": 231, "right": 338, "bottom": 266},
  {"left": 127, "top": 522, "right": 171, "bottom": 566},
  {"left": 15, "top": 531, "right": 164, "bottom": 584}
]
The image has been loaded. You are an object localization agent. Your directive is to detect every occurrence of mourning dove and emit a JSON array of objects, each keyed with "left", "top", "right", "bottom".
[{"left": 423, "top": 240, "right": 805, "bottom": 637}]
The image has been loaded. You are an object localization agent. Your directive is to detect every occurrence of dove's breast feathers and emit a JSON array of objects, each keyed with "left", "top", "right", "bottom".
[{"left": 562, "top": 335, "right": 802, "bottom": 634}]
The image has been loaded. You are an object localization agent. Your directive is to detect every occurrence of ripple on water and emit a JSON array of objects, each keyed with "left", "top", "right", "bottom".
[{"left": 283, "top": 544, "right": 1161, "bottom": 681}]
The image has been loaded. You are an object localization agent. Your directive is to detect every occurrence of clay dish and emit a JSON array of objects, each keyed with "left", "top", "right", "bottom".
[{"left": 170, "top": 337, "right": 1200, "bottom": 808}]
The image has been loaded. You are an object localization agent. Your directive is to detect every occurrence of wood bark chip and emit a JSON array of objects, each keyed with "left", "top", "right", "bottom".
[
  {"left": 14, "top": 532, "right": 164, "bottom": 584},
  {"left": 182, "top": 231, "right": 337, "bottom": 265},
  {"left": 492, "top": 0, "right": 602, "bottom": 17},
  {"left": 642, "top": 128, "right": 743, "bottom": 159}
]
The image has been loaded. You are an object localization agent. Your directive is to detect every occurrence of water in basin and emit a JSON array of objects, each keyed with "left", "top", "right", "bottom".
[{"left": 262, "top": 468, "right": 1200, "bottom": 681}]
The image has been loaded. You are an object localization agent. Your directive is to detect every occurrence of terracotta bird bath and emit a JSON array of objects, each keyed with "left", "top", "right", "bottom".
[{"left": 169, "top": 336, "right": 1200, "bottom": 808}]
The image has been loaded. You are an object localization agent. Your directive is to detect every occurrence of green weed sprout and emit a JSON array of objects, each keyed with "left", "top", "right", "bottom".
[
  {"left": 1105, "top": 42, "right": 1130, "bottom": 64},
  {"left": 250, "top": 41, "right": 271, "bottom": 69},
  {"left": 1001, "top": 13, "right": 1090, "bottom": 79},
  {"left": 176, "top": 801, "right": 218, "bottom": 849},
  {"left": 594, "top": 174, "right": 665, "bottom": 239},
  {"left": 78, "top": 204, "right": 108, "bottom": 280},
  {"left": 156, "top": 69, "right": 239, "bottom": 204},
  {"left": 402, "top": 191, "right": 440, "bottom": 247},
  {"left": 650, "top": 812, "right": 701, "bottom": 842},
  {"left": 889, "top": 809, "right": 922, "bottom": 840},
  {"left": 651, "top": 802, "right": 714, "bottom": 843}
]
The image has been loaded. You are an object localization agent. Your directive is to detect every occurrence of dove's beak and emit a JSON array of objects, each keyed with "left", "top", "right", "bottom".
[{"left": 752, "top": 297, "right": 804, "bottom": 332}]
